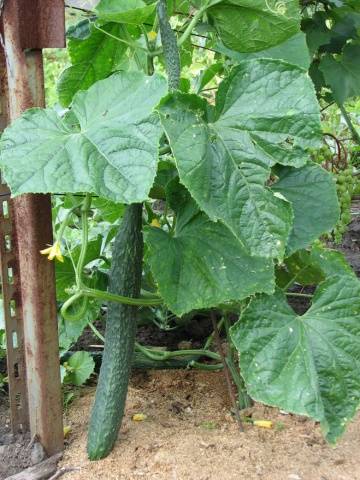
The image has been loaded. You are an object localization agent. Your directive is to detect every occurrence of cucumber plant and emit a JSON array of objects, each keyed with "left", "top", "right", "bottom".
[{"left": 0, "top": 0, "right": 360, "bottom": 460}]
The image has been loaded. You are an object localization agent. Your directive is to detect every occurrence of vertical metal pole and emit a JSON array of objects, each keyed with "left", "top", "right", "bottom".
[
  {"left": 0, "top": 41, "right": 29, "bottom": 434},
  {"left": 1, "top": 0, "right": 63, "bottom": 455}
]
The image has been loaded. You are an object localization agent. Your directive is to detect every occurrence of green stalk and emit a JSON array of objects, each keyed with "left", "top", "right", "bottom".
[
  {"left": 188, "top": 361, "right": 223, "bottom": 371},
  {"left": 60, "top": 292, "right": 89, "bottom": 322},
  {"left": 76, "top": 194, "right": 92, "bottom": 287},
  {"left": 93, "top": 23, "right": 148, "bottom": 53},
  {"left": 81, "top": 286, "right": 163, "bottom": 306},
  {"left": 210, "top": 311, "right": 243, "bottom": 430},
  {"left": 285, "top": 292, "right": 313, "bottom": 298},
  {"left": 56, "top": 202, "right": 82, "bottom": 243},
  {"left": 223, "top": 314, "right": 252, "bottom": 409},
  {"left": 338, "top": 103, "right": 360, "bottom": 145},
  {"left": 88, "top": 322, "right": 105, "bottom": 343},
  {"left": 177, "top": 3, "right": 209, "bottom": 47},
  {"left": 135, "top": 341, "right": 221, "bottom": 362}
]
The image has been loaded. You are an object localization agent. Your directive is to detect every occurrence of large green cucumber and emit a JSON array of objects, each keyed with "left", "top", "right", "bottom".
[{"left": 87, "top": 203, "right": 143, "bottom": 460}]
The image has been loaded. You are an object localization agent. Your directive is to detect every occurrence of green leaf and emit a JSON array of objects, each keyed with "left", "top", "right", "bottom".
[
  {"left": 272, "top": 163, "right": 339, "bottom": 255},
  {"left": 58, "top": 23, "right": 127, "bottom": 107},
  {"left": 303, "top": 13, "right": 331, "bottom": 56},
  {"left": 92, "top": 197, "right": 125, "bottom": 223},
  {"left": 216, "top": 32, "right": 311, "bottom": 69},
  {"left": 230, "top": 274, "right": 360, "bottom": 443},
  {"left": 145, "top": 184, "right": 275, "bottom": 316},
  {"left": 319, "top": 44, "right": 360, "bottom": 104},
  {"left": 96, "top": 0, "right": 155, "bottom": 24},
  {"left": 0, "top": 72, "right": 167, "bottom": 202},
  {"left": 64, "top": 351, "right": 95, "bottom": 385},
  {"left": 58, "top": 300, "right": 100, "bottom": 353},
  {"left": 195, "top": 63, "right": 224, "bottom": 93},
  {"left": 310, "top": 244, "right": 355, "bottom": 278},
  {"left": 208, "top": 0, "right": 300, "bottom": 53},
  {"left": 276, "top": 244, "right": 354, "bottom": 289},
  {"left": 58, "top": 314, "right": 88, "bottom": 353},
  {"left": 56, "top": 258, "right": 76, "bottom": 302},
  {"left": 67, "top": 19, "right": 92, "bottom": 40},
  {"left": 278, "top": 249, "right": 325, "bottom": 288},
  {"left": 71, "top": 235, "right": 103, "bottom": 265},
  {"left": 158, "top": 59, "right": 321, "bottom": 258}
]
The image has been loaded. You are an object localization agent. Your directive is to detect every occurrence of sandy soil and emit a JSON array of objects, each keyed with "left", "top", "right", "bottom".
[{"left": 60, "top": 369, "right": 360, "bottom": 480}]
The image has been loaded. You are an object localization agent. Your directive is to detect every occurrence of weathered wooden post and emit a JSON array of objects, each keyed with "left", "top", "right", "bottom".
[{"left": 0, "top": 0, "right": 65, "bottom": 456}]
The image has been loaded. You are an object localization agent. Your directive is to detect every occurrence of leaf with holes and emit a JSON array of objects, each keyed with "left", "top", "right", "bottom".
[
  {"left": 208, "top": 0, "right": 300, "bottom": 52},
  {"left": 158, "top": 59, "right": 321, "bottom": 258},
  {"left": 230, "top": 274, "right": 360, "bottom": 443},
  {"left": 0, "top": 72, "right": 167, "bottom": 202}
]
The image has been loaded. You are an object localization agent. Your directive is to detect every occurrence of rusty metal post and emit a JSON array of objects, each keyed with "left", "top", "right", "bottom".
[
  {"left": 1, "top": 0, "right": 65, "bottom": 455},
  {"left": 0, "top": 49, "right": 29, "bottom": 430}
]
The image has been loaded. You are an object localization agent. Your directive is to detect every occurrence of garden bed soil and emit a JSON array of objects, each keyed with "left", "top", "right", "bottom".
[
  {"left": 0, "top": 396, "right": 32, "bottom": 479},
  {"left": 60, "top": 369, "right": 360, "bottom": 480},
  {"left": 1, "top": 207, "right": 360, "bottom": 479}
]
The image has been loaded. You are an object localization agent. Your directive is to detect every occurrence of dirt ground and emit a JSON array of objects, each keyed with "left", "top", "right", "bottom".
[{"left": 60, "top": 369, "right": 360, "bottom": 480}]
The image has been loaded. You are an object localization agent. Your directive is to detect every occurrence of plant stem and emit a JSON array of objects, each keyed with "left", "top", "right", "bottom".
[
  {"left": 150, "top": 1, "right": 212, "bottom": 57},
  {"left": 56, "top": 202, "right": 82, "bottom": 243},
  {"left": 81, "top": 286, "right": 163, "bottom": 306},
  {"left": 60, "top": 292, "right": 89, "bottom": 322},
  {"left": 93, "top": 23, "right": 148, "bottom": 53},
  {"left": 210, "top": 310, "right": 244, "bottom": 431},
  {"left": 338, "top": 103, "right": 360, "bottom": 145},
  {"left": 177, "top": 3, "right": 208, "bottom": 47},
  {"left": 188, "top": 361, "right": 223, "bottom": 371},
  {"left": 159, "top": 145, "right": 172, "bottom": 155},
  {"left": 135, "top": 341, "right": 221, "bottom": 362},
  {"left": 204, "top": 317, "right": 224, "bottom": 350},
  {"left": 76, "top": 194, "right": 92, "bottom": 287},
  {"left": 285, "top": 292, "right": 313, "bottom": 298},
  {"left": 223, "top": 314, "right": 252, "bottom": 409},
  {"left": 88, "top": 322, "right": 105, "bottom": 343}
]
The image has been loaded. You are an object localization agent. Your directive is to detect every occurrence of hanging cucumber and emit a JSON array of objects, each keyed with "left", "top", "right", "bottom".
[
  {"left": 157, "top": 0, "right": 180, "bottom": 91},
  {"left": 87, "top": 203, "right": 143, "bottom": 460}
]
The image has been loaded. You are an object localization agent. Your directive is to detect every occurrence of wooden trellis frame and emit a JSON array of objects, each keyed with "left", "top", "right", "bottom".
[{"left": 0, "top": 0, "right": 65, "bottom": 456}]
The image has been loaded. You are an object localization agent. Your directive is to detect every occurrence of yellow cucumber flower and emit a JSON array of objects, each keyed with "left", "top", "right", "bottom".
[
  {"left": 148, "top": 30, "right": 157, "bottom": 42},
  {"left": 40, "top": 240, "right": 64, "bottom": 263},
  {"left": 150, "top": 218, "right": 161, "bottom": 228}
]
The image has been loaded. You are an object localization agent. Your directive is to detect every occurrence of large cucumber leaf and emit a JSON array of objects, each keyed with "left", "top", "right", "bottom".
[
  {"left": 0, "top": 72, "right": 167, "bottom": 202},
  {"left": 231, "top": 274, "right": 360, "bottom": 444},
  {"left": 96, "top": 0, "right": 155, "bottom": 24},
  {"left": 158, "top": 59, "right": 321, "bottom": 258},
  {"left": 319, "top": 44, "right": 360, "bottom": 104},
  {"left": 272, "top": 163, "right": 339, "bottom": 255},
  {"left": 57, "top": 23, "right": 127, "bottom": 107},
  {"left": 145, "top": 186, "right": 275, "bottom": 316},
  {"left": 216, "top": 32, "right": 311, "bottom": 70},
  {"left": 208, "top": 0, "right": 300, "bottom": 53}
]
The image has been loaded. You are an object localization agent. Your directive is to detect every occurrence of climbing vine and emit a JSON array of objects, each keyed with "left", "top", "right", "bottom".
[{"left": 0, "top": 0, "right": 360, "bottom": 457}]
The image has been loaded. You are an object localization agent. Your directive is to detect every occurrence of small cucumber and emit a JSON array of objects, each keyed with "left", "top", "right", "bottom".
[{"left": 87, "top": 203, "right": 143, "bottom": 460}]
